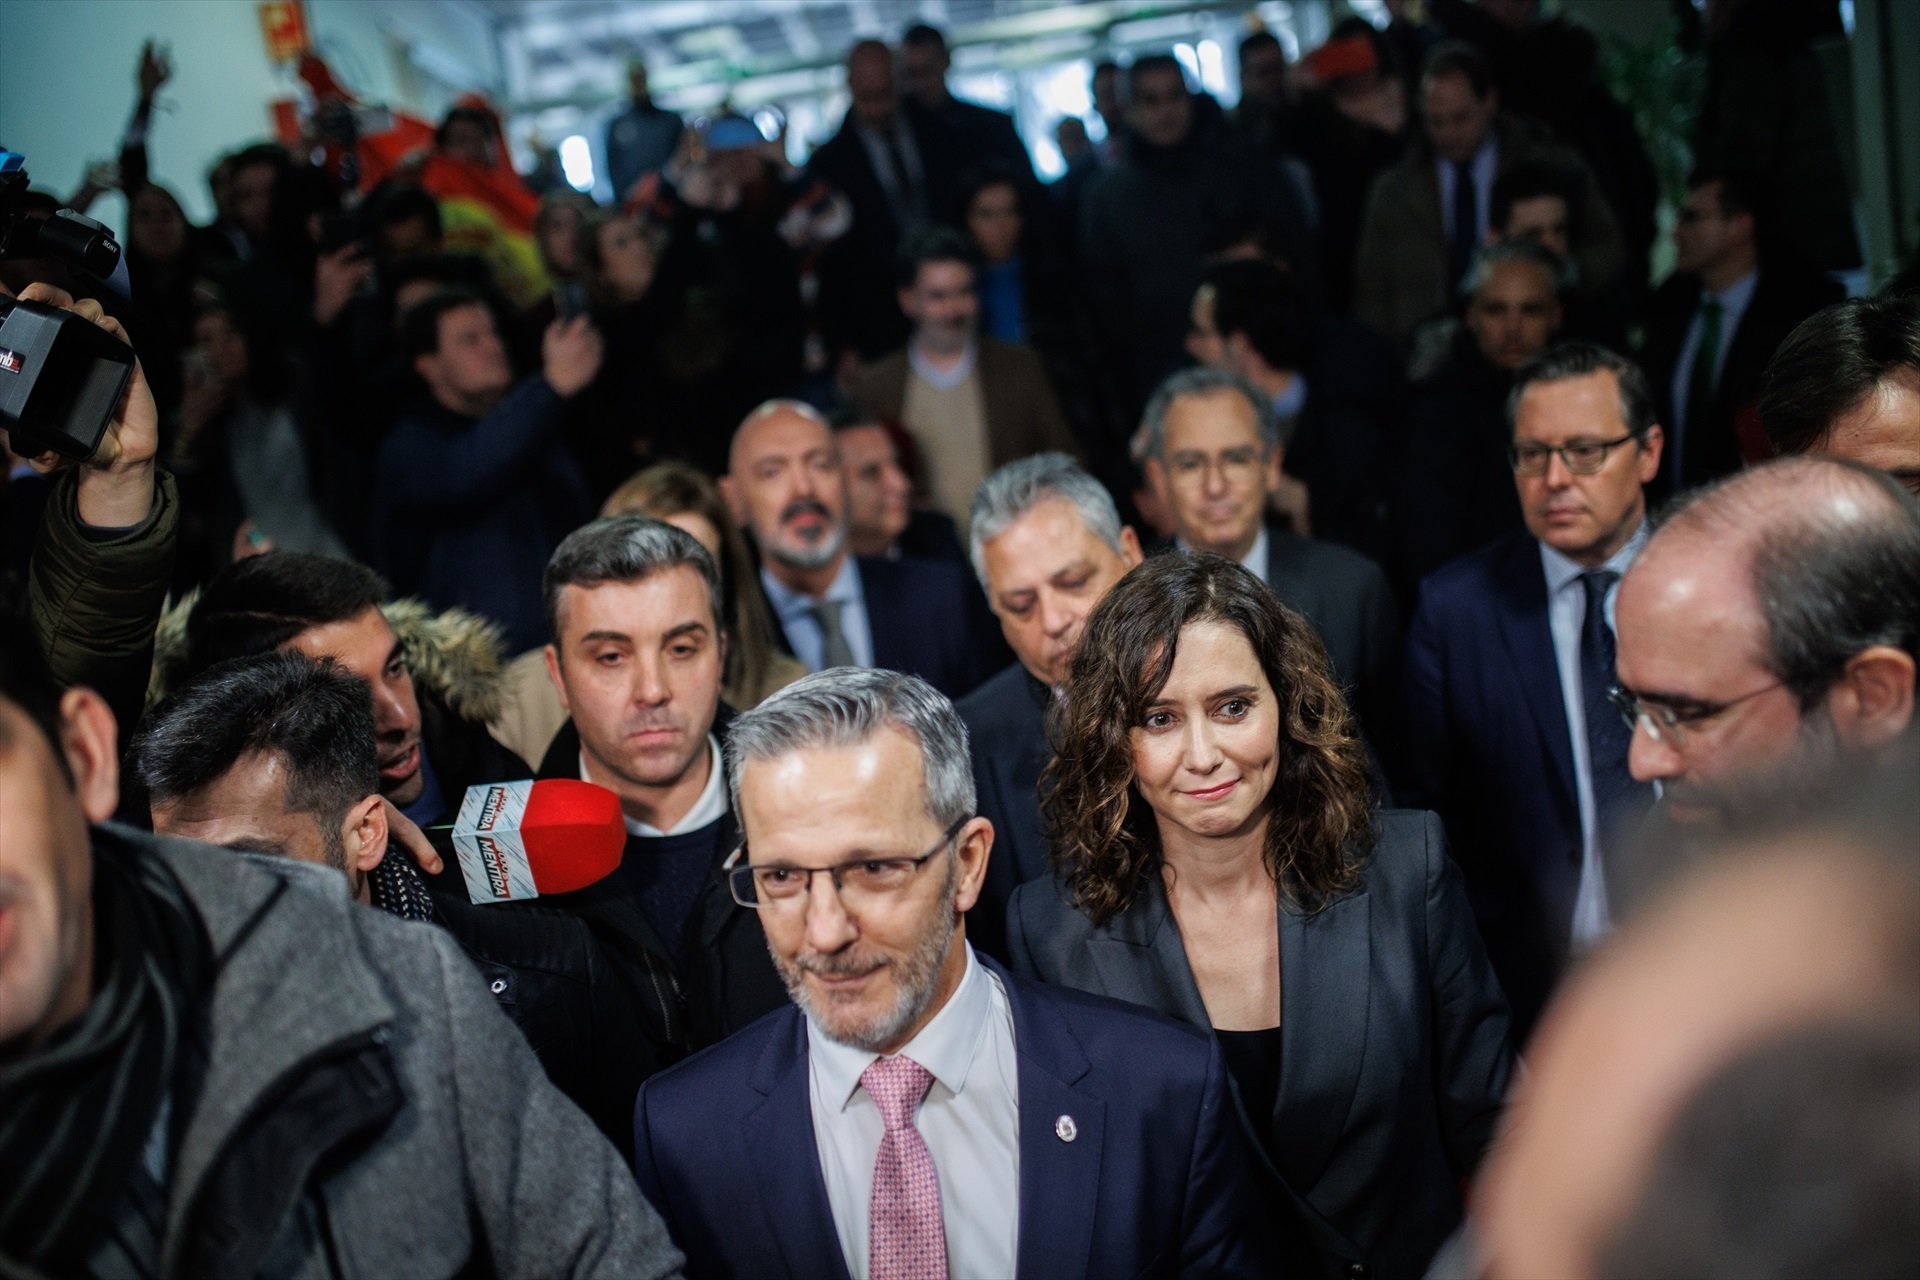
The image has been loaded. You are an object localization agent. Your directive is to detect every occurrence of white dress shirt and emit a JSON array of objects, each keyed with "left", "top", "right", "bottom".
[
  {"left": 762, "top": 556, "right": 876, "bottom": 672},
  {"left": 1539, "top": 519, "right": 1648, "bottom": 948},
  {"left": 582, "top": 735, "right": 727, "bottom": 837},
  {"left": 1174, "top": 525, "right": 1269, "bottom": 581},
  {"left": 1435, "top": 136, "right": 1500, "bottom": 247},
  {"left": 807, "top": 944, "right": 1021, "bottom": 1280}
]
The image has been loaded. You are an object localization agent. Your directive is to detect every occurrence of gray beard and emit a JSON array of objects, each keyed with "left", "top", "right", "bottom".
[
  {"left": 770, "top": 521, "right": 848, "bottom": 572},
  {"left": 771, "top": 858, "right": 958, "bottom": 1052}
]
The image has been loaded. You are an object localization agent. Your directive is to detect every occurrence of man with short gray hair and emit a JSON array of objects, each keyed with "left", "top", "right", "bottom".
[
  {"left": 534, "top": 515, "right": 787, "bottom": 1070},
  {"left": 633, "top": 667, "right": 1277, "bottom": 1280},
  {"left": 1142, "top": 367, "right": 1403, "bottom": 769},
  {"left": 957, "top": 454, "right": 1142, "bottom": 956}
]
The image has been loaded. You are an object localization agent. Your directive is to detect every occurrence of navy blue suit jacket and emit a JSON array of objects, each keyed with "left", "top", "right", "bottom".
[
  {"left": 1403, "top": 530, "right": 1580, "bottom": 1037},
  {"left": 633, "top": 954, "right": 1278, "bottom": 1280},
  {"left": 765, "top": 555, "right": 992, "bottom": 700},
  {"left": 956, "top": 661, "right": 1055, "bottom": 962}
]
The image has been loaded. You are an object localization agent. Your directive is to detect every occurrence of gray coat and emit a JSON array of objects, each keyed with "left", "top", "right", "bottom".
[
  {"left": 128, "top": 825, "right": 683, "bottom": 1279},
  {"left": 1007, "top": 810, "right": 1515, "bottom": 1280}
]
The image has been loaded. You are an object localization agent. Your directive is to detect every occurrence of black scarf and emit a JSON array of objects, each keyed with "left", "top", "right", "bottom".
[{"left": 0, "top": 837, "right": 210, "bottom": 1279}]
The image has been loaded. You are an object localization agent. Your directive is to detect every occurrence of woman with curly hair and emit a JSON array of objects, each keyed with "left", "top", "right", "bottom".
[{"left": 1008, "top": 552, "right": 1514, "bottom": 1280}]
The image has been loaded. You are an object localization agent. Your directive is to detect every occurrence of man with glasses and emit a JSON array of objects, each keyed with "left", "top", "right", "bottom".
[
  {"left": 1612, "top": 454, "right": 1919, "bottom": 826},
  {"left": 1404, "top": 341, "right": 1664, "bottom": 1040},
  {"left": 1142, "top": 366, "right": 1403, "bottom": 776},
  {"left": 632, "top": 667, "right": 1276, "bottom": 1279}
]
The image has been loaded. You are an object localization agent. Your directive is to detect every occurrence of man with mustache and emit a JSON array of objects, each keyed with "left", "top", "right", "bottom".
[
  {"left": 632, "top": 667, "right": 1276, "bottom": 1279},
  {"left": 1612, "top": 455, "right": 1919, "bottom": 828},
  {"left": 1404, "top": 341, "right": 1663, "bottom": 1041},
  {"left": 722, "top": 398, "right": 992, "bottom": 698},
  {"left": 182, "top": 553, "right": 528, "bottom": 827},
  {"left": 847, "top": 226, "right": 1077, "bottom": 525},
  {"left": 534, "top": 516, "right": 787, "bottom": 1056}
]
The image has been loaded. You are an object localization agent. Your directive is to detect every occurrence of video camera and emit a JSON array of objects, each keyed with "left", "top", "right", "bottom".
[{"left": 0, "top": 149, "right": 134, "bottom": 460}]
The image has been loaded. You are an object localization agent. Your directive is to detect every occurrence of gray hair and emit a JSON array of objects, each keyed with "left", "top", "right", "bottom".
[
  {"left": 1506, "top": 340, "right": 1659, "bottom": 442},
  {"left": 543, "top": 515, "right": 724, "bottom": 643},
  {"left": 1140, "top": 366, "right": 1286, "bottom": 457},
  {"left": 1463, "top": 237, "right": 1568, "bottom": 299},
  {"left": 967, "top": 453, "right": 1127, "bottom": 590},
  {"left": 725, "top": 667, "right": 976, "bottom": 829}
]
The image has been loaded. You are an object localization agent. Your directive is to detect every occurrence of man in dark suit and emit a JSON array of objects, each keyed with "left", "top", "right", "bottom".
[
  {"left": 807, "top": 39, "right": 968, "bottom": 362},
  {"left": 898, "top": 23, "right": 1038, "bottom": 186},
  {"left": 957, "top": 454, "right": 1144, "bottom": 960},
  {"left": 534, "top": 516, "right": 788, "bottom": 1056},
  {"left": 721, "top": 399, "right": 992, "bottom": 699},
  {"left": 849, "top": 227, "right": 1079, "bottom": 525},
  {"left": 1404, "top": 341, "right": 1663, "bottom": 1039},
  {"left": 1637, "top": 168, "right": 1843, "bottom": 490},
  {"left": 633, "top": 667, "right": 1275, "bottom": 1280},
  {"left": 1141, "top": 367, "right": 1403, "bottom": 774}
]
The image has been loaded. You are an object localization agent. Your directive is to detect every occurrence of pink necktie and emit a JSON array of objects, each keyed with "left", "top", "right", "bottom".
[{"left": 862, "top": 1055, "right": 949, "bottom": 1280}]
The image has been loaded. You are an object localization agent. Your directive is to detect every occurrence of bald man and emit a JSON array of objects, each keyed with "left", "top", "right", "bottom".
[
  {"left": 1472, "top": 760, "right": 1920, "bottom": 1278},
  {"left": 1613, "top": 455, "right": 1920, "bottom": 826},
  {"left": 721, "top": 400, "right": 991, "bottom": 698}
]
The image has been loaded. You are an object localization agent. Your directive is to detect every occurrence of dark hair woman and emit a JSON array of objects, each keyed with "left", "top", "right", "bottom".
[{"left": 1008, "top": 552, "right": 1515, "bottom": 1279}]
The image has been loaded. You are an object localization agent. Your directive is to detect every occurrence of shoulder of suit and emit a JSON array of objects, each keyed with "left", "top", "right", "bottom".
[
  {"left": 1354, "top": 808, "right": 1444, "bottom": 903},
  {"left": 1417, "top": 530, "right": 1530, "bottom": 603},
  {"left": 1003, "top": 958, "right": 1215, "bottom": 1055},
  {"left": 640, "top": 1003, "right": 799, "bottom": 1103},
  {"left": 956, "top": 661, "right": 1038, "bottom": 729},
  {"left": 1273, "top": 528, "right": 1387, "bottom": 580}
]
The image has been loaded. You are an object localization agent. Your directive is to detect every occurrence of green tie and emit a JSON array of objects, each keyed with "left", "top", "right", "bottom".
[{"left": 1684, "top": 297, "right": 1724, "bottom": 479}]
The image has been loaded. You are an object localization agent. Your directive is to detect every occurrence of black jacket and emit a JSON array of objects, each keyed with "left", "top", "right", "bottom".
[
  {"left": 956, "top": 661, "right": 1057, "bottom": 963},
  {"left": 535, "top": 712, "right": 789, "bottom": 1052}
]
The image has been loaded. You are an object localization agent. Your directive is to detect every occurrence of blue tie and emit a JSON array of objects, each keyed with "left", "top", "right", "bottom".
[
  {"left": 1449, "top": 159, "right": 1478, "bottom": 286},
  {"left": 1580, "top": 571, "right": 1646, "bottom": 840}
]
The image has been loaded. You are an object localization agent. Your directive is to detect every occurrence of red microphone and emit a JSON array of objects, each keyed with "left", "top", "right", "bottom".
[{"left": 450, "top": 779, "right": 625, "bottom": 905}]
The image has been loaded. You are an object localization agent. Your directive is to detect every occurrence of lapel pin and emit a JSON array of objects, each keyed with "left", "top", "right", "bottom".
[{"left": 1054, "top": 1114, "right": 1078, "bottom": 1143}]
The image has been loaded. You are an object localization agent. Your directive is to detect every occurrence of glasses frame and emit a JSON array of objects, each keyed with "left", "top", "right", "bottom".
[
  {"left": 723, "top": 814, "right": 971, "bottom": 910},
  {"left": 1508, "top": 432, "right": 1641, "bottom": 477},
  {"left": 1607, "top": 680, "right": 1786, "bottom": 748}
]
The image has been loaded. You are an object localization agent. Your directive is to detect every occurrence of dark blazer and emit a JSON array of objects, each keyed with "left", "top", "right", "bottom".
[
  {"left": 956, "top": 661, "right": 1055, "bottom": 962},
  {"left": 1261, "top": 528, "right": 1404, "bottom": 777},
  {"left": 848, "top": 338, "right": 1081, "bottom": 471},
  {"left": 807, "top": 102, "right": 970, "bottom": 359},
  {"left": 1637, "top": 266, "right": 1844, "bottom": 488},
  {"left": 633, "top": 953, "right": 1279, "bottom": 1280},
  {"left": 1401, "top": 529, "right": 1578, "bottom": 1039},
  {"left": 1007, "top": 810, "right": 1516, "bottom": 1280},
  {"left": 763, "top": 554, "right": 995, "bottom": 699}
]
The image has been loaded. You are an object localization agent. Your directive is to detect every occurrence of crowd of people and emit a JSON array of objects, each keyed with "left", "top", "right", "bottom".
[{"left": 3, "top": 2, "right": 1918, "bottom": 1277}]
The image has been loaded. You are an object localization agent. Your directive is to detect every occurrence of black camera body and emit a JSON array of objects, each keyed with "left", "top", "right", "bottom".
[{"left": 0, "top": 148, "right": 130, "bottom": 459}]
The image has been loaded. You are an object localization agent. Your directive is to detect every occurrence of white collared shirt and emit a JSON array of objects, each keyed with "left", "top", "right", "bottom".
[
  {"left": 1539, "top": 519, "right": 1649, "bottom": 947},
  {"left": 1175, "top": 525, "right": 1269, "bottom": 581},
  {"left": 806, "top": 945, "right": 1021, "bottom": 1280},
  {"left": 581, "top": 735, "right": 727, "bottom": 837},
  {"left": 1435, "top": 135, "right": 1500, "bottom": 246},
  {"left": 762, "top": 556, "right": 876, "bottom": 672}
]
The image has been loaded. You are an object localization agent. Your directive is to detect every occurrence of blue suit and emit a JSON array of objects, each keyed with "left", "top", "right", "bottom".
[
  {"left": 633, "top": 954, "right": 1277, "bottom": 1279},
  {"left": 1403, "top": 530, "right": 1580, "bottom": 1038}
]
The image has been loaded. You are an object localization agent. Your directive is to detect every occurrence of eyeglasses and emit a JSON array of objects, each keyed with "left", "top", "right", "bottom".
[
  {"left": 1166, "top": 446, "right": 1266, "bottom": 486},
  {"left": 723, "top": 815, "right": 969, "bottom": 911},
  {"left": 1509, "top": 433, "right": 1640, "bottom": 477},
  {"left": 1607, "top": 681, "right": 1785, "bottom": 748}
]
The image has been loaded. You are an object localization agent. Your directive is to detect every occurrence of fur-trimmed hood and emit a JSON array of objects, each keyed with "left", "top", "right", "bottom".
[{"left": 148, "top": 592, "right": 513, "bottom": 724}]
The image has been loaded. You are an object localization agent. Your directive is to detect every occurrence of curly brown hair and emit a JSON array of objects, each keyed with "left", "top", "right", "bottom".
[{"left": 1041, "top": 553, "right": 1375, "bottom": 925}]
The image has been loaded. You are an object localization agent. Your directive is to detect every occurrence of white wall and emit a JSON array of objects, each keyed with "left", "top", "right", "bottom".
[{"left": 0, "top": 0, "right": 500, "bottom": 235}]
